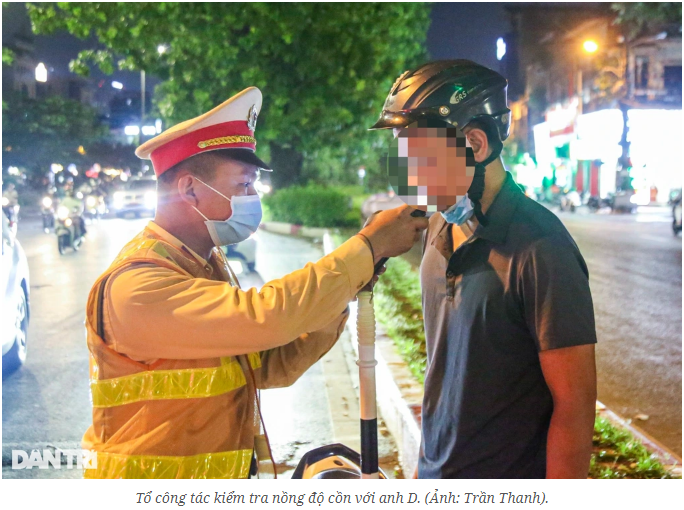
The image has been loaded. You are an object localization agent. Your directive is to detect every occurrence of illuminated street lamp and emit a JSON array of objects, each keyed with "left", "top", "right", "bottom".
[
  {"left": 496, "top": 37, "right": 507, "bottom": 61},
  {"left": 583, "top": 40, "right": 599, "bottom": 53},
  {"left": 576, "top": 40, "right": 600, "bottom": 114},
  {"left": 35, "top": 63, "right": 48, "bottom": 82}
]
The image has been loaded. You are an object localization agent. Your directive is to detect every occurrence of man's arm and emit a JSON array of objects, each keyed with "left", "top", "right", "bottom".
[
  {"left": 519, "top": 234, "right": 598, "bottom": 479},
  {"left": 255, "top": 308, "right": 349, "bottom": 389},
  {"left": 539, "top": 344, "right": 596, "bottom": 478}
]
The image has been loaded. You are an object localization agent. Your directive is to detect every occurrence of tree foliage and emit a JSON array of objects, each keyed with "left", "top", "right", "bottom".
[
  {"left": 27, "top": 2, "right": 431, "bottom": 188},
  {"left": 2, "top": 92, "right": 108, "bottom": 176},
  {"left": 611, "top": 2, "right": 682, "bottom": 39},
  {"left": 2, "top": 46, "right": 14, "bottom": 65}
]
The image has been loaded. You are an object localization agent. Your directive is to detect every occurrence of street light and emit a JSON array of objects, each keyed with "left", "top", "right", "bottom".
[
  {"left": 496, "top": 37, "right": 507, "bottom": 61},
  {"left": 576, "top": 40, "right": 599, "bottom": 114},
  {"left": 35, "top": 63, "right": 47, "bottom": 82},
  {"left": 583, "top": 40, "right": 598, "bottom": 53},
  {"left": 157, "top": 44, "right": 168, "bottom": 55}
]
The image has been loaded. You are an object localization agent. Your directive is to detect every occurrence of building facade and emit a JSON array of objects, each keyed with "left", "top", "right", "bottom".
[{"left": 501, "top": 3, "right": 682, "bottom": 203}]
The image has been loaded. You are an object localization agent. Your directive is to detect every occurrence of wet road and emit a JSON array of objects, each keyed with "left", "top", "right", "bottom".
[
  {"left": 559, "top": 208, "right": 682, "bottom": 457},
  {"left": 2, "top": 216, "right": 398, "bottom": 478}
]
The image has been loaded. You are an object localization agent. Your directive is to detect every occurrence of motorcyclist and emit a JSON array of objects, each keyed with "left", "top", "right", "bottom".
[{"left": 60, "top": 189, "right": 87, "bottom": 237}]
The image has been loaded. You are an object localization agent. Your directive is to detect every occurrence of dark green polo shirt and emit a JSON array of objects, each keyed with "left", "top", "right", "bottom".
[{"left": 418, "top": 172, "right": 597, "bottom": 479}]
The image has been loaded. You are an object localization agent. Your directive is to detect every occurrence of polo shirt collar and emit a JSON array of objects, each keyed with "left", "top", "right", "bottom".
[{"left": 473, "top": 172, "right": 522, "bottom": 245}]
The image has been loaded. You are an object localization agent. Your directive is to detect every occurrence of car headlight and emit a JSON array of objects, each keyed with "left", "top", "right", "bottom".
[
  {"left": 113, "top": 191, "right": 125, "bottom": 209},
  {"left": 145, "top": 191, "right": 157, "bottom": 209},
  {"left": 42, "top": 197, "right": 53, "bottom": 208},
  {"left": 57, "top": 205, "right": 70, "bottom": 220}
]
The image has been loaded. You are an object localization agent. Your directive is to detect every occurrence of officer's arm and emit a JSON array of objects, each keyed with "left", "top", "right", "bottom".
[
  {"left": 106, "top": 236, "right": 373, "bottom": 360},
  {"left": 254, "top": 308, "right": 350, "bottom": 389}
]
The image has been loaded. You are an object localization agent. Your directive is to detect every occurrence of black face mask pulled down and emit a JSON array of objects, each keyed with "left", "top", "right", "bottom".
[{"left": 466, "top": 143, "right": 502, "bottom": 227}]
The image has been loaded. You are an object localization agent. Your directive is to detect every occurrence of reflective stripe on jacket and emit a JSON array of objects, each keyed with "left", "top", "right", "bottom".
[{"left": 83, "top": 223, "right": 359, "bottom": 478}]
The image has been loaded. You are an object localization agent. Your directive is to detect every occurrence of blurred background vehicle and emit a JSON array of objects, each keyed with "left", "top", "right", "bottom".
[
  {"left": 613, "top": 189, "right": 638, "bottom": 213},
  {"left": 671, "top": 189, "right": 682, "bottom": 236},
  {"left": 41, "top": 192, "right": 56, "bottom": 233},
  {"left": 55, "top": 192, "right": 86, "bottom": 255},
  {"left": 559, "top": 189, "right": 582, "bottom": 212},
  {"left": 2, "top": 182, "right": 20, "bottom": 235},
  {"left": 111, "top": 178, "right": 157, "bottom": 218},
  {"left": 222, "top": 235, "right": 257, "bottom": 274},
  {"left": 2, "top": 211, "right": 30, "bottom": 377},
  {"left": 361, "top": 190, "right": 404, "bottom": 221},
  {"left": 84, "top": 192, "right": 107, "bottom": 222}
]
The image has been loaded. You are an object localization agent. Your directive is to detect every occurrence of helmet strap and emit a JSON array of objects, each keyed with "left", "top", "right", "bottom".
[{"left": 468, "top": 141, "right": 503, "bottom": 227}]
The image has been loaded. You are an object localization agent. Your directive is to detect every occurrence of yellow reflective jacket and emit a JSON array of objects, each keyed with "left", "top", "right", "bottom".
[{"left": 83, "top": 222, "right": 368, "bottom": 479}]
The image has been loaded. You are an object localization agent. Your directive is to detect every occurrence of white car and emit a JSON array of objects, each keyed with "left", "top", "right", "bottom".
[
  {"left": 2, "top": 211, "right": 30, "bottom": 376},
  {"left": 112, "top": 178, "right": 157, "bottom": 218}
]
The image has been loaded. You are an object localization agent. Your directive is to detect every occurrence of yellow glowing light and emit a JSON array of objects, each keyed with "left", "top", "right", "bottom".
[
  {"left": 77, "top": 146, "right": 86, "bottom": 155},
  {"left": 583, "top": 40, "right": 598, "bottom": 53}
]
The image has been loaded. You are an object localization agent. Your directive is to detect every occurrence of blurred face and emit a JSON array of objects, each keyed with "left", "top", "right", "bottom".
[{"left": 388, "top": 123, "right": 476, "bottom": 212}]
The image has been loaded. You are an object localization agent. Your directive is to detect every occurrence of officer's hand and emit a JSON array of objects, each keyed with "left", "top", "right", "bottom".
[
  {"left": 355, "top": 263, "right": 386, "bottom": 297},
  {"left": 362, "top": 211, "right": 381, "bottom": 229},
  {"left": 359, "top": 205, "right": 428, "bottom": 263}
]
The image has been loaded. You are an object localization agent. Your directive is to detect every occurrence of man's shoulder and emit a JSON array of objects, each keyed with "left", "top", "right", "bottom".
[{"left": 511, "top": 195, "right": 579, "bottom": 250}]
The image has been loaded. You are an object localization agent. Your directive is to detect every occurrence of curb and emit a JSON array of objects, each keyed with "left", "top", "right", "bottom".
[
  {"left": 260, "top": 221, "right": 329, "bottom": 239},
  {"left": 595, "top": 403, "right": 682, "bottom": 473}
]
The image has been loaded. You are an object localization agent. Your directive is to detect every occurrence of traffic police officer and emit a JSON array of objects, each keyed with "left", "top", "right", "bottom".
[{"left": 83, "top": 87, "right": 428, "bottom": 478}]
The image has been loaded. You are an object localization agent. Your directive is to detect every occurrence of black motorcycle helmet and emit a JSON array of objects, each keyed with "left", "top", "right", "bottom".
[{"left": 371, "top": 60, "right": 511, "bottom": 225}]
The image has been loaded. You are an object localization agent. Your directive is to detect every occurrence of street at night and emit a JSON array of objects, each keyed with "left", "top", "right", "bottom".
[
  {"left": 3, "top": 206, "right": 681, "bottom": 478},
  {"left": 561, "top": 208, "right": 682, "bottom": 457},
  {"left": 1, "top": 0, "right": 682, "bottom": 498}
]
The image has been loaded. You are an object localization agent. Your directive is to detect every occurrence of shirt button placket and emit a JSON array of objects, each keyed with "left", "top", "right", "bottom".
[{"left": 446, "top": 270, "right": 456, "bottom": 300}]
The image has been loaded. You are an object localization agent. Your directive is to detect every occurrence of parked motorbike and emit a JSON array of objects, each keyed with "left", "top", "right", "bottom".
[
  {"left": 559, "top": 190, "right": 581, "bottom": 213},
  {"left": 612, "top": 190, "right": 638, "bottom": 213},
  {"left": 41, "top": 195, "right": 56, "bottom": 233},
  {"left": 55, "top": 205, "right": 84, "bottom": 255},
  {"left": 587, "top": 195, "right": 614, "bottom": 213}
]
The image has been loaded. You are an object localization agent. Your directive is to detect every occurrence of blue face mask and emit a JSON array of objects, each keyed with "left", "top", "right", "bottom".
[
  {"left": 192, "top": 178, "right": 262, "bottom": 246},
  {"left": 440, "top": 194, "right": 474, "bottom": 225}
]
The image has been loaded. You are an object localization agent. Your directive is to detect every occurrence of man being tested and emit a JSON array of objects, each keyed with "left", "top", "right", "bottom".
[{"left": 373, "top": 61, "right": 597, "bottom": 479}]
